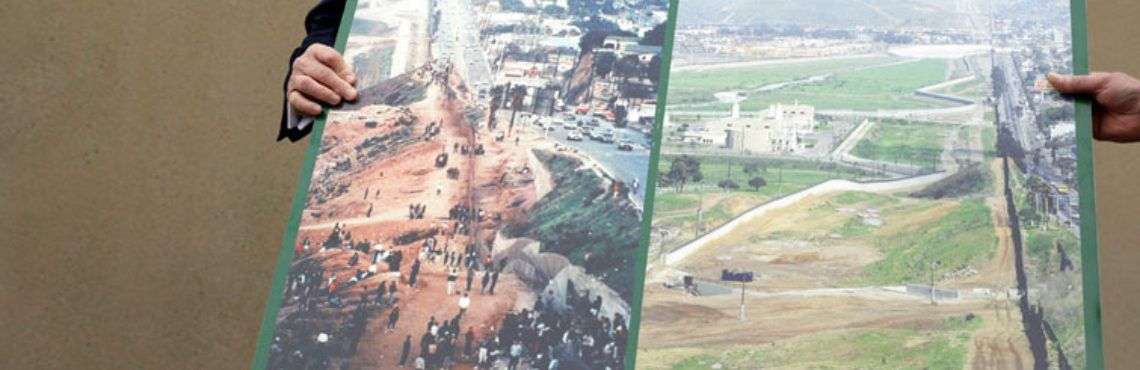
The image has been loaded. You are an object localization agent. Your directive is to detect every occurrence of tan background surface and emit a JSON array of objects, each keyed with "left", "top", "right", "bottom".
[{"left": 0, "top": 1, "right": 1135, "bottom": 369}]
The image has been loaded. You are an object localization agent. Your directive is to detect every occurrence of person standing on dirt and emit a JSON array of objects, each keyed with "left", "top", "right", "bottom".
[
  {"left": 387, "top": 305, "right": 401, "bottom": 331},
  {"left": 447, "top": 268, "right": 460, "bottom": 295},
  {"left": 458, "top": 293, "right": 471, "bottom": 316},
  {"left": 465, "top": 267, "right": 475, "bottom": 292},
  {"left": 488, "top": 270, "right": 501, "bottom": 295},
  {"left": 388, "top": 280, "right": 399, "bottom": 305},
  {"left": 480, "top": 269, "right": 491, "bottom": 294},
  {"left": 464, "top": 327, "right": 476, "bottom": 359},
  {"left": 409, "top": 258, "right": 421, "bottom": 287},
  {"left": 399, "top": 335, "right": 413, "bottom": 366}
]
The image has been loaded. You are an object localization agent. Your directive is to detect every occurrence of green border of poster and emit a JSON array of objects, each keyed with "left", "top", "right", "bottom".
[
  {"left": 1070, "top": 0, "right": 1105, "bottom": 368},
  {"left": 250, "top": 0, "right": 1103, "bottom": 368}
]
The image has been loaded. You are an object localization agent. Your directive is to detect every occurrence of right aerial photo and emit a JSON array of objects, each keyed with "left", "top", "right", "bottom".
[{"left": 637, "top": 0, "right": 1094, "bottom": 369}]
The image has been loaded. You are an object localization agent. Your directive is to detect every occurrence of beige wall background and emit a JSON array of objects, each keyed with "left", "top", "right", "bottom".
[{"left": 0, "top": 1, "right": 1135, "bottom": 369}]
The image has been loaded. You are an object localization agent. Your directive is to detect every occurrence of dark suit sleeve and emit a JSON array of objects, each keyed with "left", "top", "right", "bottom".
[{"left": 277, "top": 0, "right": 348, "bottom": 142}]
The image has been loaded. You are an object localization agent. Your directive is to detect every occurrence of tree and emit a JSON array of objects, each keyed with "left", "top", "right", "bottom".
[
  {"left": 508, "top": 85, "right": 527, "bottom": 134},
  {"left": 666, "top": 155, "right": 703, "bottom": 192},
  {"left": 717, "top": 179, "right": 739, "bottom": 192},
  {"left": 748, "top": 177, "right": 767, "bottom": 192},
  {"left": 593, "top": 52, "right": 617, "bottom": 78},
  {"left": 578, "top": 29, "right": 609, "bottom": 54},
  {"left": 641, "top": 23, "right": 667, "bottom": 46},
  {"left": 614, "top": 54, "right": 642, "bottom": 82},
  {"left": 488, "top": 85, "right": 506, "bottom": 129},
  {"left": 613, "top": 105, "right": 628, "bottom": 127},
  {"left": 646, "top": 55, "right": 662, "bottom": 84}
]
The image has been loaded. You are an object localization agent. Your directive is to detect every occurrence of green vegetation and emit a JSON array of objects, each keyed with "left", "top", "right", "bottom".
[
  {"left": 852, "top": 120, "right": 949, "bottom": 170},
  {"left": 752, "top": 59, "right": 951, "bottom": 111},
  {"left": 643, "top": 316, "right": 981, "bottom": 370},
  {"left": 669, "top": 57, "right": 953, "bottom": 111},
  {"left": 658, "top": 155, "right": 878, "bottom": 193},
  {"left": 506, "top": 150, "right": 641, "bottom": 300},
  {"left": 860, "top": 199, "right": 997, "bottom": 285},
  {"left": 982, "top": 123, "right": 998, "bottom": 159},
  {"left": 1025, "top": 225, "right": 1080, "bottom": 277},
  {"left": 666, "top": 56, "right": 898, "bottom": 106}
]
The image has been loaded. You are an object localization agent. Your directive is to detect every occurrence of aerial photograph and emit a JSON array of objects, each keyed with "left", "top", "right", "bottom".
[
  {"left": 263, "top": 0, "right": 669, "bottom": 369},
  {"left": 638, "top": 0, "right": 1088, "bottom": 369}
]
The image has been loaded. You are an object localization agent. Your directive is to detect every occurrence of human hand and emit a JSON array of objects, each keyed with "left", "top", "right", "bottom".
[
  {"left": 1048, "top": 72, "right": 1140, "bottom": 142},
  {"left": 288, "top": 44, "right": 358, "bottom": 117}
]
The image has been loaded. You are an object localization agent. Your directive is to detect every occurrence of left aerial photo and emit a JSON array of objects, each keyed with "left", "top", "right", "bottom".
[{"left": 261, "top": 1, "right": 672, "bottom": 369}]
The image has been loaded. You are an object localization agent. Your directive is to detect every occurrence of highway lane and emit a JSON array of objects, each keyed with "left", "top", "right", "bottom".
[
  {"left": 433, "top": 0, "right": 495, "bottom": 94},
  {"left": 521, "top": 117, "right": 653, "bottom": 208}
]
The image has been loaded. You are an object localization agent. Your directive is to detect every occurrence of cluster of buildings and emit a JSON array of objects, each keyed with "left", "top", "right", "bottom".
[
  {"left": 472, "top": 0, "right": 667, "bottom": 128},
  {"left": 672, "top": 100, "right": 817, "bottom": 155}
]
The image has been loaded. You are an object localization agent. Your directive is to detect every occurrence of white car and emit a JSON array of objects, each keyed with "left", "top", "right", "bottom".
[{"left": 567, "top": 131, "right": 584, "bottom": 141}]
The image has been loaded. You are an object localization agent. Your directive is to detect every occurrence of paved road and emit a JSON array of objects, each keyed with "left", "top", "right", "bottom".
[
  {"left": 433, "top": 0, "right": 494, "bottom": 90},
  {"left": 522, "top": 118, "right": 653, "bottom": 208}
]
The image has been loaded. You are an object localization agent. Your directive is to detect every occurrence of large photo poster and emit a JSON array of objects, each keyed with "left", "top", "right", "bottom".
[
  {"left": 636, "top": 0, "right": 1101, "bottom": 369},
  {"left": 254, "top": 0, "right": 672, "bottom": 369}
]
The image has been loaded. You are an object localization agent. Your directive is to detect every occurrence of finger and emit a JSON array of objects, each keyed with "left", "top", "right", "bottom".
[
  {"left": 308, "top": 44, "right": 357, "bottom": 84},
  {"left": 291, "top": 74, "right": 341, "bottom": 105},
  {"left": 288, "top": 90, "right": 323, "bottom": 117},
  {"left": 1091, "top": 108, "right": 1105, "bottom": 140},
  {"left": 1048, "top": 72, "right": 1111, "bottom": 94},
  {"left": 296, "top": 57, "right": 358, "bottom": 101}
]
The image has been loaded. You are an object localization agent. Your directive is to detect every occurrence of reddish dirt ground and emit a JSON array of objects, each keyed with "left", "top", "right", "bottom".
[{"left": 281, "top": 64, "right": 553, "bottom": 369}]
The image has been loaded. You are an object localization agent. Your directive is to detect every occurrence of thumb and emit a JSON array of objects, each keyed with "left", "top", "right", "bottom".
[{"left": 1048, "top": 72, "right": 1110, "bottom": 94}]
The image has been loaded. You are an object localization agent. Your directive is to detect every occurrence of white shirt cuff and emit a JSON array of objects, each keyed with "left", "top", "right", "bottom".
[{"left": 286, "top": 104, "right": 316, "bottom": 131}]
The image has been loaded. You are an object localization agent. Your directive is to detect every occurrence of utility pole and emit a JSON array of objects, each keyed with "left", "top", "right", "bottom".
[{"left": 739, "top": 280, "right": 747, "bottom": 321}]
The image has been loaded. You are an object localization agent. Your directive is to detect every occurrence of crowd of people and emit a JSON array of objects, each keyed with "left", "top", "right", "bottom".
[
  {"left": 472, "top": 281, "right": 630, "bottom": 370},
  {"left": 269, "top": 218, "right": 631, "bottom": 370}
]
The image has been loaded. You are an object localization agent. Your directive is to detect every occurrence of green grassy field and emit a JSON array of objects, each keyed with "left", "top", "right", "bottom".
[
  {"left": 639, "top": 316, "right": 981, "bottom": 370},
  {"left": 750, "top": 58, "right": 952, "bottom": 111},
  {"left": 851, "top": 120, "right": 950, "bottom": 170},
  {"left": 666, "top": 56, "right": 899, "bottom": 107},
  {"left": 860, "top": 199, "right": 997, "bottom": 285}
]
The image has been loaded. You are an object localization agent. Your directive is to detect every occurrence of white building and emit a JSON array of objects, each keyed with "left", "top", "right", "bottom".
[{"left": 684, "top": 101, "right": 815, "bottom": 154}]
